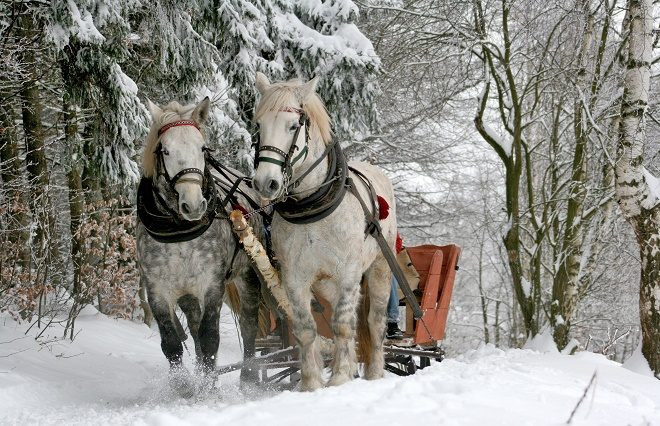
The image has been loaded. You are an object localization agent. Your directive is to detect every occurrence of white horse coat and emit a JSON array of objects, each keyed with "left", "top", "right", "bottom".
[{"left": 252, "top": 74, "right": 396, "bottom": 390}]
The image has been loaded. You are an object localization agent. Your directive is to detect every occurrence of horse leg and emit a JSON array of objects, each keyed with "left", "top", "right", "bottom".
[
  {"left": 148, "top": 291, "right": 184, "bottom": 367},
  {"left": 237, "top": 268, "right": 261, "bottom": 386},
  {"left": 362, "top": 256, "right": 390, "bottom": 380},
  {"left": 327, "top": 281, "right": 360, "bottom": 386},
  {"left": 287, "top": 283, "right": 323, "bottom": 391},
  {"left": 198, "top": 285, "right": 223, "bottom": 373},
  {"left": 178, "top": 294, "right": 202, "bottom": 365},
  {"left": 148, "top": 290, "right": 194, "bottom": 397}
]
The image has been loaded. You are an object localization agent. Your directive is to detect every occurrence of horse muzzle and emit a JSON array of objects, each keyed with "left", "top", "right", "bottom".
[
  {"left": 252, "top": 174, "right": 283, "bottom": 201},
  {"left": 176, "top": 182, "right": 208, "bottom": 221}
]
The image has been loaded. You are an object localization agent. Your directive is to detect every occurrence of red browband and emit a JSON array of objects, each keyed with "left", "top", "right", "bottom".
[{"left": 158, "top": 120, "right": 201, "bottom": 137}]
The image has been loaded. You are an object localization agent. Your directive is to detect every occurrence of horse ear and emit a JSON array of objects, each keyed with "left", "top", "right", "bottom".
[
  {"left": 192, "top": 97, "right": 211, "bottom": 124},
  {"left": 297, "top": 76, "right": 319, "bottom": 102},
  {"left": 146, "top": 99, "right": 162, "bottom": 120},
  {"left": 255, "top": 72, "right": 271, "bottom": 95}
]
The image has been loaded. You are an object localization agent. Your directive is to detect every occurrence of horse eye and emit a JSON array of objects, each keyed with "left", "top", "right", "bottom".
[
  {"left": 162, "top": 148, "right": 169, "bottom": 156},
  {"left": 289, "top": 123, "right": 300, "bottom": 132}
]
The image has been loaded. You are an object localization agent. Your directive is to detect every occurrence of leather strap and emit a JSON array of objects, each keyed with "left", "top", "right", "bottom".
[
  {"left": 158, "top": 120, "right": 200, "bottom": 137},
  {"left": 346, "top": 172, "right": 424, "bottom": 319}
]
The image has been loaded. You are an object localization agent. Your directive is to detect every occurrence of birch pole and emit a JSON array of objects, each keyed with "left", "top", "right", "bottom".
[{"left": 616, "top": 0, "right": 659, "bottom": 378}]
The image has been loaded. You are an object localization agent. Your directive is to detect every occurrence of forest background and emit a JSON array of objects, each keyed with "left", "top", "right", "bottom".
[{"left": 1, "top": 0, "right": 658, "bottom": 376}]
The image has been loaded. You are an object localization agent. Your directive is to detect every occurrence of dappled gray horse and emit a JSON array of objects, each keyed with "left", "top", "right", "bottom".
[{"left": 136, "top": 98, "right": 261, "bottom": 396}]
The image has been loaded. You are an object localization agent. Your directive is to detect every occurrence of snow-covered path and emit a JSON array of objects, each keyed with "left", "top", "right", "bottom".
[{"left": 1, "top": 310, "right": 659, "bottom": 426}]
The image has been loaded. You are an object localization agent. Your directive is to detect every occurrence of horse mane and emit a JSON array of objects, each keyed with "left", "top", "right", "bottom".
[
  {"left": 142, "top": 101, "right": 201, "bottom": 178},
  {"left": 255, "top": 79, "right": 333, "bottom": 145}
]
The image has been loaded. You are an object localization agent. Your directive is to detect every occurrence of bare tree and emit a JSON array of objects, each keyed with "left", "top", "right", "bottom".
[{"left": 615, "top": 0, "right": 659, "bottom": 377}]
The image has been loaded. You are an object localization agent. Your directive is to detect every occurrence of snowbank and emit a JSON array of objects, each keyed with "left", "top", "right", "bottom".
[{"left": 1, "top": 312, "right": 658, "bottom": 425}]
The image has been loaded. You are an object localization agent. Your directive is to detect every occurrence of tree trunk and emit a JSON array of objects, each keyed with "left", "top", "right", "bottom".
[
  {"left": 552, "top": 4, "right": 594, "bottom": 350},
  {"left": 0, "top": 89, "right": 30, "bottom": 265},
  {"left": 63, "top": 94, "right": 85, "bottom": 299},
  {"left": 18, "top": 14, "right": 50, "bottom": 258},
  {"left": 477, "top": 236, "right": 490, "bottom": 344},
  {"left": 615, "top": 0, "right": 659, "bottom": 378}
]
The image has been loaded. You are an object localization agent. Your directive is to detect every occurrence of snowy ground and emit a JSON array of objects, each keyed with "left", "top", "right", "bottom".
[{"left": 1, "top": 309, "right": 659, "bottom": 426}]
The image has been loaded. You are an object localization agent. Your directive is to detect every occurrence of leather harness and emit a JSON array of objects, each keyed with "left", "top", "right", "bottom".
[
  {"left": 138, "top": 114, "right": 426, "bottom": 321},
  {"left": 256, "top": 106, "right": 425, "bottom": 319}
]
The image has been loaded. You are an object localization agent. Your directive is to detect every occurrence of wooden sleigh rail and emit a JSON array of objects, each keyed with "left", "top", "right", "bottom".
[{"left": 214, "top": 344, "right": 446, "bottom": 382}]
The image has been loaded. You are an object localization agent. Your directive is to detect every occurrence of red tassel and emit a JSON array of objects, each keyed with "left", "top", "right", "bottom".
[
  {"left": 377, "top": 195, "right": 389, "bottom": 220},
  {"left": 232, "top": 203, "right": 248, "bottom": 215},
  {"left": 395, "top": 232, "right": 403, "bottom": 253}
]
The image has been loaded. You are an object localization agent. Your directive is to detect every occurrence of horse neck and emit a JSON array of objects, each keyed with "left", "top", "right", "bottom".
[{"left": 290, "top": 132, "right": 328, "bottom": 198}]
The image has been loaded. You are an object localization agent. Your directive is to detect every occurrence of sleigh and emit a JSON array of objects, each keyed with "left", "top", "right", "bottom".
[{"left": 216, "top": 243, "right": 461, "bottom": 384}]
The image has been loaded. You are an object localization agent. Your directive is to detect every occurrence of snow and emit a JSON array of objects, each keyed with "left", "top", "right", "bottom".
[
  {"left": 521, "top": 277, "right": 531, "bottom": 298},
  {"left": 642, "top": 167, "right": 660, "bottom": 209},
  {"left": 2, "top": 312, "right": 659, "bottom": 425},
  {"left": 523, "top": 329, "right": 559, "bottom": 354},
  {"left": 623, "top": 341, "right": 655, "bottom": 378},
  {"left": 275, "top": 13, "right": 378, "bottom": 65},
  {"left": 482, "top": 122, "right": 512, "bottom": 156},
  {"left": 66, "top": 0, "right": 105, "bottom": 44}
]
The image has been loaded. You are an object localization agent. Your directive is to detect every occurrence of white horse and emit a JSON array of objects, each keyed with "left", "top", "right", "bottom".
[{"left": 251, "top": 73, "right": 396, "bottom": 390}]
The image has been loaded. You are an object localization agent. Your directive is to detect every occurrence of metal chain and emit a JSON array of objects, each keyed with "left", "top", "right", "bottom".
[{"left": 242, "top": 200, "right": 278, "bottom": 218}]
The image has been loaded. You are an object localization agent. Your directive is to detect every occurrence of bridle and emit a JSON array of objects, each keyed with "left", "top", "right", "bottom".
[
  {"left": 154, "top": 119, "right": 208, "bottom": 189},
  {"left": 150, "top": 118, "right": 264, "bottom": 221},
  {"left": 254, "top": 106, "right": 310, "bottom": 192}
]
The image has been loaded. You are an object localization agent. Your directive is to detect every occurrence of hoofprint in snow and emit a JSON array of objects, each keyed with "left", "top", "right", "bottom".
[{"left": 1, "top": 310, "right": 659, "bottom": 426}]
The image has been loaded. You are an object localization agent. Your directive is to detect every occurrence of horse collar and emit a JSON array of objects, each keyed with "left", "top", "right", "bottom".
[
  {"left": 275, "top": 142, "right": 348, "bottom": 224},
  {"left": 137, "top": 168, "right": 219, "bottom": 244}
]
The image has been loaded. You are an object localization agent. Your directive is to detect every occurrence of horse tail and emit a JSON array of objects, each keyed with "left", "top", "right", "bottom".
[
  {"left": 225, "top": 280, "right": 272, "bottom": 337},
  {"left": 224, "top": 282, "right": 241, "bottom": 314},
  {"left": 356, "top": 275, "right": 373, "bottom": 366},
  {"left": 257, "top": 301, "right": 271, "bottom": 337}
]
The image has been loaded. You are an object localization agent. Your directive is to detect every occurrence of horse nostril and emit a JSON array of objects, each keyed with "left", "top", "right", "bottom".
[
  {"left": 199, "top": 199, "right": 207, "bottom": 212},
  {"left": 268, "top": 179, "right": 280, "bottom": 192},
  {"left": 181, "top": 202, "right": 191, "bottom": 215}
]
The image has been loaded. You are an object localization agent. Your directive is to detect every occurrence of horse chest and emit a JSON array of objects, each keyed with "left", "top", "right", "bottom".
[
  {"left": 162, "top": 246, "right": 211, "bottom": 277},
  {"left": 137, "top": 229, "right": 222, "bottom": 295},
  {"left": 272, "top": 207, "right": 378, "bottom": 273}
]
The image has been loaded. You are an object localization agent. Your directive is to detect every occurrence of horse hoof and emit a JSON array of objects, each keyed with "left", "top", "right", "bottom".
[
  {"left": 363, "top": 369, "right": 384, "bottom": 381},
  {"left": 327, "top": 374, "right": 351, "bottom": 387},
  {"left": 169, "top": 367, "right": 195, "bottom": 399},
  {"left": 298, "top": 379, "right": 323, "bottom": 392},
  {"left": 240, "top": 366, "right": 259, "bottom": 386}
]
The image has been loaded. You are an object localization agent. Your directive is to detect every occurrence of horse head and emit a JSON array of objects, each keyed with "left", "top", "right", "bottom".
[
  {"left": 143, "top": 98, "right": 211, "bottom": 221},
  {"left": 252, "top": 72, "right": 332, "bottom": 201}
]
